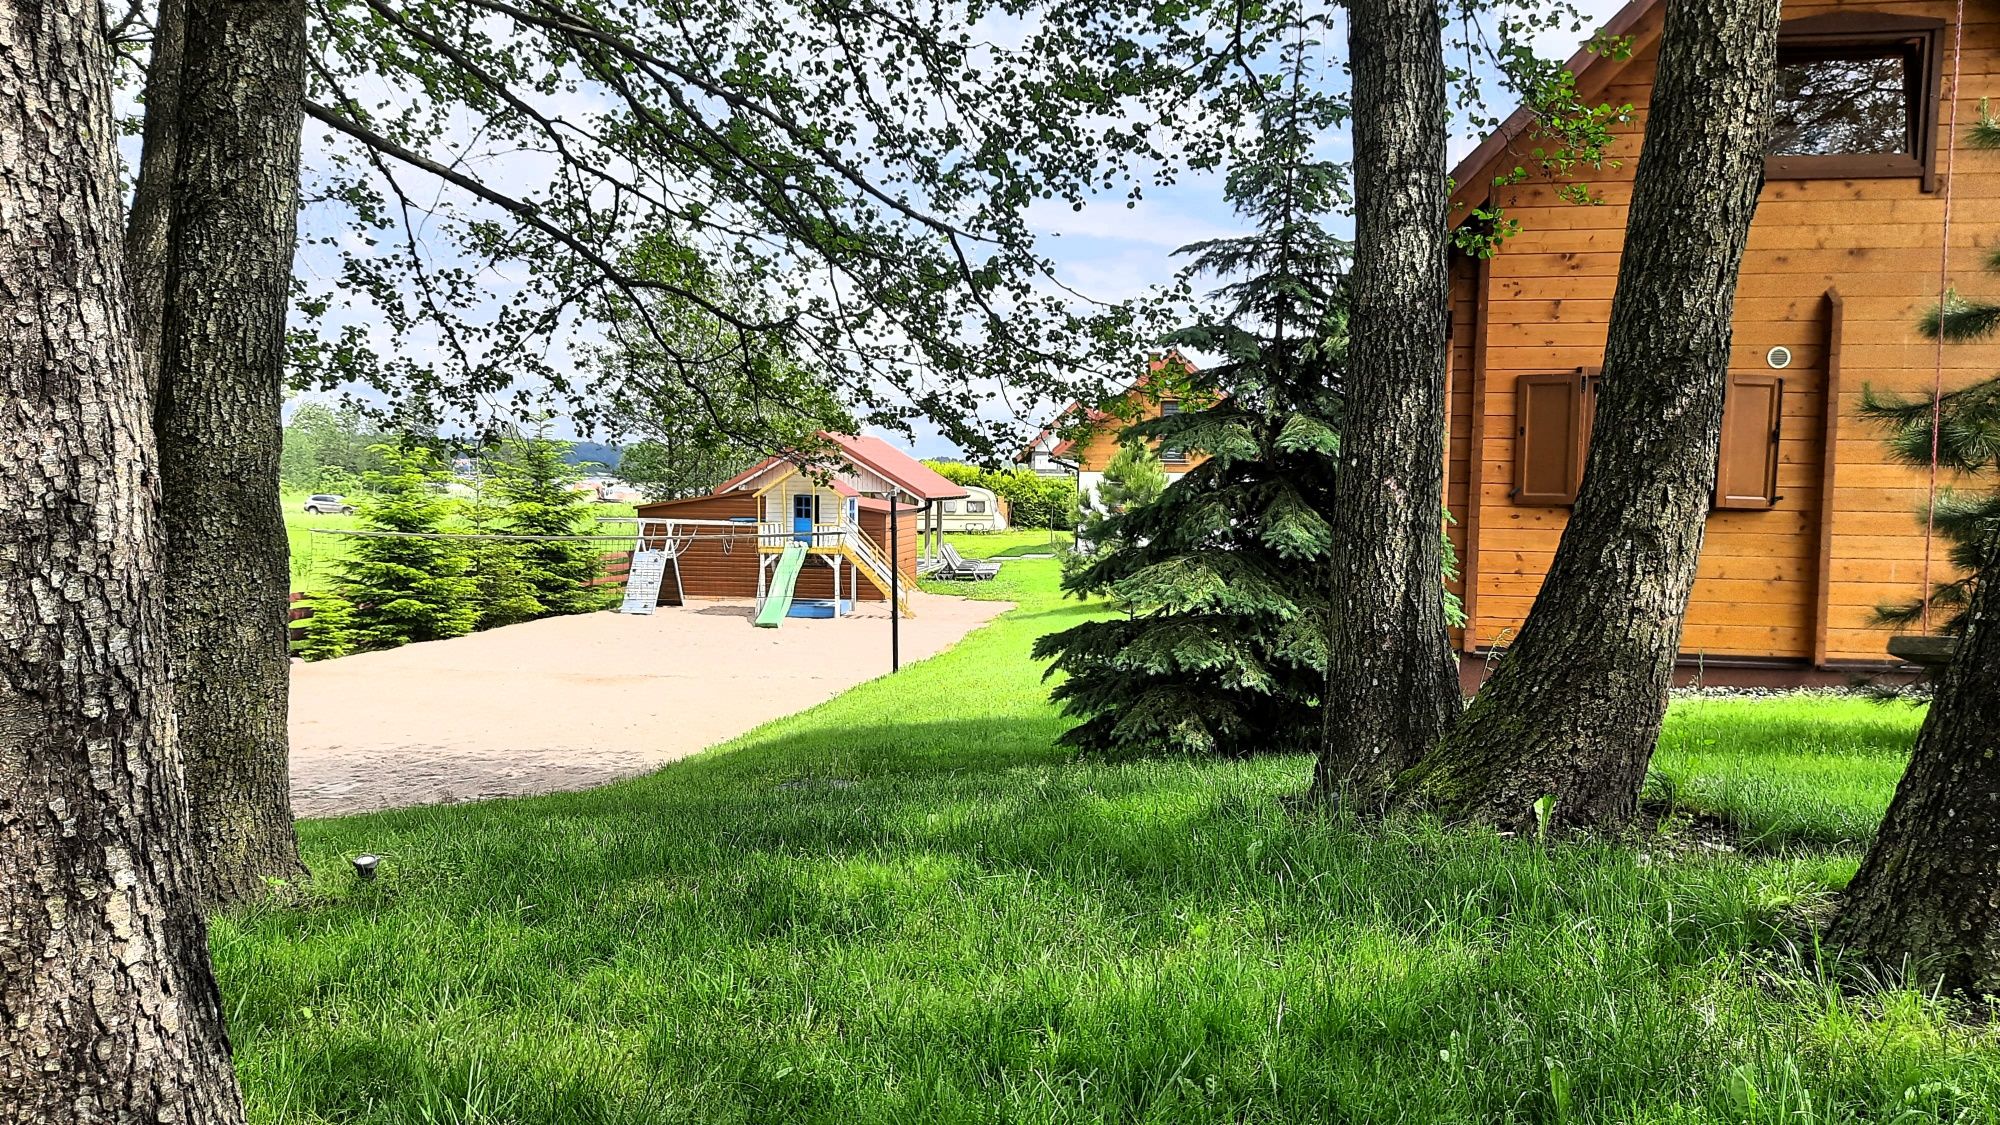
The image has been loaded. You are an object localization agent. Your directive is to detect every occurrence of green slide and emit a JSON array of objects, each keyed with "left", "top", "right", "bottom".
[{"left": 754, "top": 542, "right": 808, "bottom": 628}]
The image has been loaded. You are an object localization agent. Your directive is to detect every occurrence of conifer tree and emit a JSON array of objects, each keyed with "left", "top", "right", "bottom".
[
  {"left": 295, "top": 593, "right": 357, "bottom": 661},
  {"left": 1032, "top": 31, "right": 1349, "bottom": 758},
  {"left": 491, "top": 430, "right": 606, "bottom": 617},
  {"left": 331, "top": 445, "right": 480, "bottom": 648},
  {"left": 465, "top": 476, "right": 545, "bottom": 630},
  {"left": 1073, "top": 441, "right": 1168, "bottom": 564}
]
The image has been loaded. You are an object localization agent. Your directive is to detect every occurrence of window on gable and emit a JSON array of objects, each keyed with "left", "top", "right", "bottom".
[
  {"left": 1765, "top": 15, "right": 1942, "bottom": 187},
  {"left": 1158, "top": 400, "right": 1188, "bottom": 464}
]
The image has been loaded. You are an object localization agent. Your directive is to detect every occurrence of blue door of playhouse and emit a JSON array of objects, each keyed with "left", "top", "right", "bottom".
[{"left": 793, "top": 494, "right": 816, "bottom": 544}]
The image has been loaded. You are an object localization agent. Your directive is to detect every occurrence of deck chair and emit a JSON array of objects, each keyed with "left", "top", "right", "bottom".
[{"left": 937, "top": 543, "right": 1001, "bottom": 580}]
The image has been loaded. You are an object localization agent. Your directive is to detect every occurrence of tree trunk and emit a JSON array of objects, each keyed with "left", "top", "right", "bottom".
[
  {"left": 124, "top": 0, "right": 188, "bottom": 396},
  {"left": 0, "top": 6, "right": 248, "bottom": 1120},
  {"left": 155, "top": 0, "right": 311, "bottom": 905},
  {"left": 1829, "top": 534, "right": 2000, "bottom": 993},
  {"left": 1311, "top": 0, "right": 1462, "bottom": 804},
  {"left": 1394, "top": 0, "right": 1780, "bottom": 831}
]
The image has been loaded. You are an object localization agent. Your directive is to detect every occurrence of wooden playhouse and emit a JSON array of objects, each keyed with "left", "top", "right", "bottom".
[{"left": 629, "top": 434, "right": 967, "bottom": 618}]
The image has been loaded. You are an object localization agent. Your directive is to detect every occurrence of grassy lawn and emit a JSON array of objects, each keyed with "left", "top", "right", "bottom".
[
  {"left": 218, "top": 560, "right": 1997, "bottom": 1123},
  {"left": 947, "top": 527, "right": 1075, "bottom": 558},
  {"left": 284, "top": 490, "right": 639, "bottom": 593}
]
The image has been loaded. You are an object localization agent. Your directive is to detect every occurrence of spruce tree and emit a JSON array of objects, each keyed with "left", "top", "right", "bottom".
[
  {"left": 1032, "top": 37, "right": 1348, "bottom": 759},
  {"left": 1072, "top": 441, "right": 1168, "bottom": 567},
  {"left": 331, "top": 445, "right": 479, "bottom": 648},
  {"left": 465, "top": 476, "right": 545, "bottom": 630},
  {"left": 491, "top": 430, "right": 606, "bottom": 617}
]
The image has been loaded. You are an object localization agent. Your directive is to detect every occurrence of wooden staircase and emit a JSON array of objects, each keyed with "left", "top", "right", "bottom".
[{"left": 838, "top": 524, "right": 915, "bottom": 618}]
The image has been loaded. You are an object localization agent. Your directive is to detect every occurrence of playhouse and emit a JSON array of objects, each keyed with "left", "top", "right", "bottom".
[{"left": 627, "top": 434, "right": 966, "bottom": 622}]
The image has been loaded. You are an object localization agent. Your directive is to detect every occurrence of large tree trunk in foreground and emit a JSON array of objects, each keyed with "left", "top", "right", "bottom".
[
  {"left": 124, "top": 0, "right": 187, "bottom": 395},
  {"left": 1830, "top": 534, "right": 2000, "bottom": 993},
  {"left": 1394, "top": 0, "right": 1780, "bottom": 831},
  {"left": 1311, "top": 0, "right": 1462, "bottom": 804},
  {"left": 155, "top": 0, "right": 312, "bottom": 905},
  {"left": 0, "top": 6, "right": 247, "bottom": 1120}
]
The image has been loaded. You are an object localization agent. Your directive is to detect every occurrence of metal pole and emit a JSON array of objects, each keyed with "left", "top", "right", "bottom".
[{"left": 890, "top": 491, "right": 901, "bottom": 672}]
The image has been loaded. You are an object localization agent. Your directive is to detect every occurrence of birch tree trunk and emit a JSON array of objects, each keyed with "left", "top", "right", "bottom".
[
  {"left": 1311, "top": 0, "right": 1463, "bottom": 804},
  {"left": 0, "top": 5, "right": 247, "bottom": 1119},
  {"left": 1394, "top": 0, "right": 1780, "bottom": 831},
  {"left": 1829, "top": 534, "right": 2000, "bottom": 993},
  {"left": 155, "top": 0, "right": 311, "bottom": 905}
]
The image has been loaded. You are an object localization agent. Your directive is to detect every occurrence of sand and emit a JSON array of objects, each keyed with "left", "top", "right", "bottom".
[{"left": 288, "top": 591, "right": 1010, "bottom": 817}]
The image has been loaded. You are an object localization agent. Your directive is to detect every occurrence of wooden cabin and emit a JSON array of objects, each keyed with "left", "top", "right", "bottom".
[
  {"left": 631, "top": 434, "right": 966, "bottom": 616},
  {"left": 1017, "top": 352, "right": 1212, "bottom": 496},
  {"left": 1447, "top": 0, "right": 1999, "bottom": 679}
]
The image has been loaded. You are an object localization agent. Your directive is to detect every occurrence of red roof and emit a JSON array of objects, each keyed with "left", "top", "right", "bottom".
[
  {"left": 820, "top": 432, "right": 966, "bottom": 501},
  {"left": 635, "top": 432, "right": 963, "bottom": 516},
  {"left": 1023, "top": 350, "right": 1202, "bottom": 460}
]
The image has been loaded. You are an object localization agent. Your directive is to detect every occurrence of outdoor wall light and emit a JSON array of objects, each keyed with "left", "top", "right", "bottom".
[{"left": 352, "top": 853, "right": 381, "bottom": 881}]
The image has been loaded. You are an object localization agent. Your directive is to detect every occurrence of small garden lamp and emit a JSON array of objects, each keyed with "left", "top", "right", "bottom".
[{"left": 351, "top": 853, "right": 380, "bottom": 881}]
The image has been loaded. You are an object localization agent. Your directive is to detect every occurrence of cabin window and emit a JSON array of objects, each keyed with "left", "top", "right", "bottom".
[
  {"left": 1512, "top": 369, "right": 1783, "bottom": 512},
  {"left": 1765, "top": 14, "right": 1942, "bottom": 187},
  {"left": 943, "top": 500, "right": 959, "bottom": 513},
  {"left": 1158, "top": 400, "right": 1187, "bottom": 463},
  {"left": 965, "top": 500, "right": 987, "bottom": 514}
]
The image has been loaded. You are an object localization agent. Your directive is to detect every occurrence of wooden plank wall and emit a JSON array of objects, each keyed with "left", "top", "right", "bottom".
[
  {"left": 1454, "top": 0, "right": 2000, "bottom": 664},
  {"left": 637, "top": 493, "right": 762, "bottom": 601}
]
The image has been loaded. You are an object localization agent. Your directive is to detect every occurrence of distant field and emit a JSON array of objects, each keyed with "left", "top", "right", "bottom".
[{"left": 283, "top": 490, "right": 640, "bottom": 594}]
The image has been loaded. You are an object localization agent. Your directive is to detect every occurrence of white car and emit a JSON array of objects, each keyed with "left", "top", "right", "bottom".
[{"left": 302, "top": 494, "right": 355, "bottom": 515}]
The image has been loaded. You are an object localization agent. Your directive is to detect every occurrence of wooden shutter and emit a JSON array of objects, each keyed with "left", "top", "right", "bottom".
[
  {"left": 1514, "top": 373, "right": 1585, "bottom": 506},
  {"left": 1715, "top": 372, "right": 1783, "bottom": 510}
]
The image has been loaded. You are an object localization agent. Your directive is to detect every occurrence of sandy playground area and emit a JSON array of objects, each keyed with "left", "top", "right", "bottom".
[{"left": 289, "top": 591, "right": 1010, "bottom": 817}]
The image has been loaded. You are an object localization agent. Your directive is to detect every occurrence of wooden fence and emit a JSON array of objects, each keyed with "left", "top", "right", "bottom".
[{"left": 289, "top": 550, "right": 635, "bottom": 643}]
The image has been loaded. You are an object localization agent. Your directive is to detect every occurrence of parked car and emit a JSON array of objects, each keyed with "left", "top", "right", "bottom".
[{"left": 302, "top": 494, "right": 355, "bottom": 515}]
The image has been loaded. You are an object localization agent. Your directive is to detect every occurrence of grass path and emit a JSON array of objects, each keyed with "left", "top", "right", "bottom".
[{"left": 217, "top": 561, "right": 1994, "bottom": 1124}]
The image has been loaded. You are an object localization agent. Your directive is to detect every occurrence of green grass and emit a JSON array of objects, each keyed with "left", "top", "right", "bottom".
[
  {"left": 215, "top": 561, "right": 2000, "bottom": 1123},
  {"left": 946, "top": 527, "right": 1075, "bottom": 559},
  {"left": 1651, "top": 697, "right": 1923, "bottom": 849},
  {"left": 283, "top": 490, "right": 640, "bottom": 593}
]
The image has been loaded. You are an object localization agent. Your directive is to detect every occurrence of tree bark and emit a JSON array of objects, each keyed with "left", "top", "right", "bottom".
[
  {"left": 0, "top": 5, "right": 248, "bottom": 1120},
  {"left": 1394, "top": 0, "right": 1780, "bottom": 831},
  {"left": 1311, "top": 0, "right": 1462, "bottom": 804},
  {"left": 1829, "top": 534, "right": 2000, "bottom": 993},
  {"left": 124, "top": 0, "right": 187, "bottom": 396},
  {"left": 155, "top": 0, "right": 311, "bottom": 906}
]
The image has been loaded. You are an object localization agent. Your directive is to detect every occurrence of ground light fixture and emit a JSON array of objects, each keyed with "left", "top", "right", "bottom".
[{"left": 352, "top": 853, "right": 381, "bottom": 881}]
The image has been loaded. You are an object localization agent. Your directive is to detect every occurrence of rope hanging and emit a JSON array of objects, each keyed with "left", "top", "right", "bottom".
[{"left": 1922, "top": 0, "right": 1968, "bottom": 633}]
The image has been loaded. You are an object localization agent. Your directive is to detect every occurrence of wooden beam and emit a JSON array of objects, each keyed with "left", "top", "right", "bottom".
[
  {"left": 1813, "top": 287, "right": 1844, "bottom": 669},
  {"left": 1461, "top": 254, "right": 1492, "bottom": 655}
]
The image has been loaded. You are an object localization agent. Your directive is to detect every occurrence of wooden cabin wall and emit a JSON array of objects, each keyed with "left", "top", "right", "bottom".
[
  {"left": 1453, "top": 0, "right": 2000, "bottom": 665},
  {"left": 635, "top": 494, "right": 761, "bottom": 601},
  {"left": 858, "top": 506, "right": 920, "bottom": 587}
]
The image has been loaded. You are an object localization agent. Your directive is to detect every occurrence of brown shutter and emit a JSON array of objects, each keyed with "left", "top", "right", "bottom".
[
  {"left": 1715, "top": 372, "right": 1783, "bottom": 510},
  {"left": 1514, "top": 373, "right": 1585, "bottom": 506}
]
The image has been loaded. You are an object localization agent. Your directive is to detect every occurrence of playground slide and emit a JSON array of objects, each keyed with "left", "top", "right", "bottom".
[{"left": 754, "top": 542, "right": 808, "bottom": 628}]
